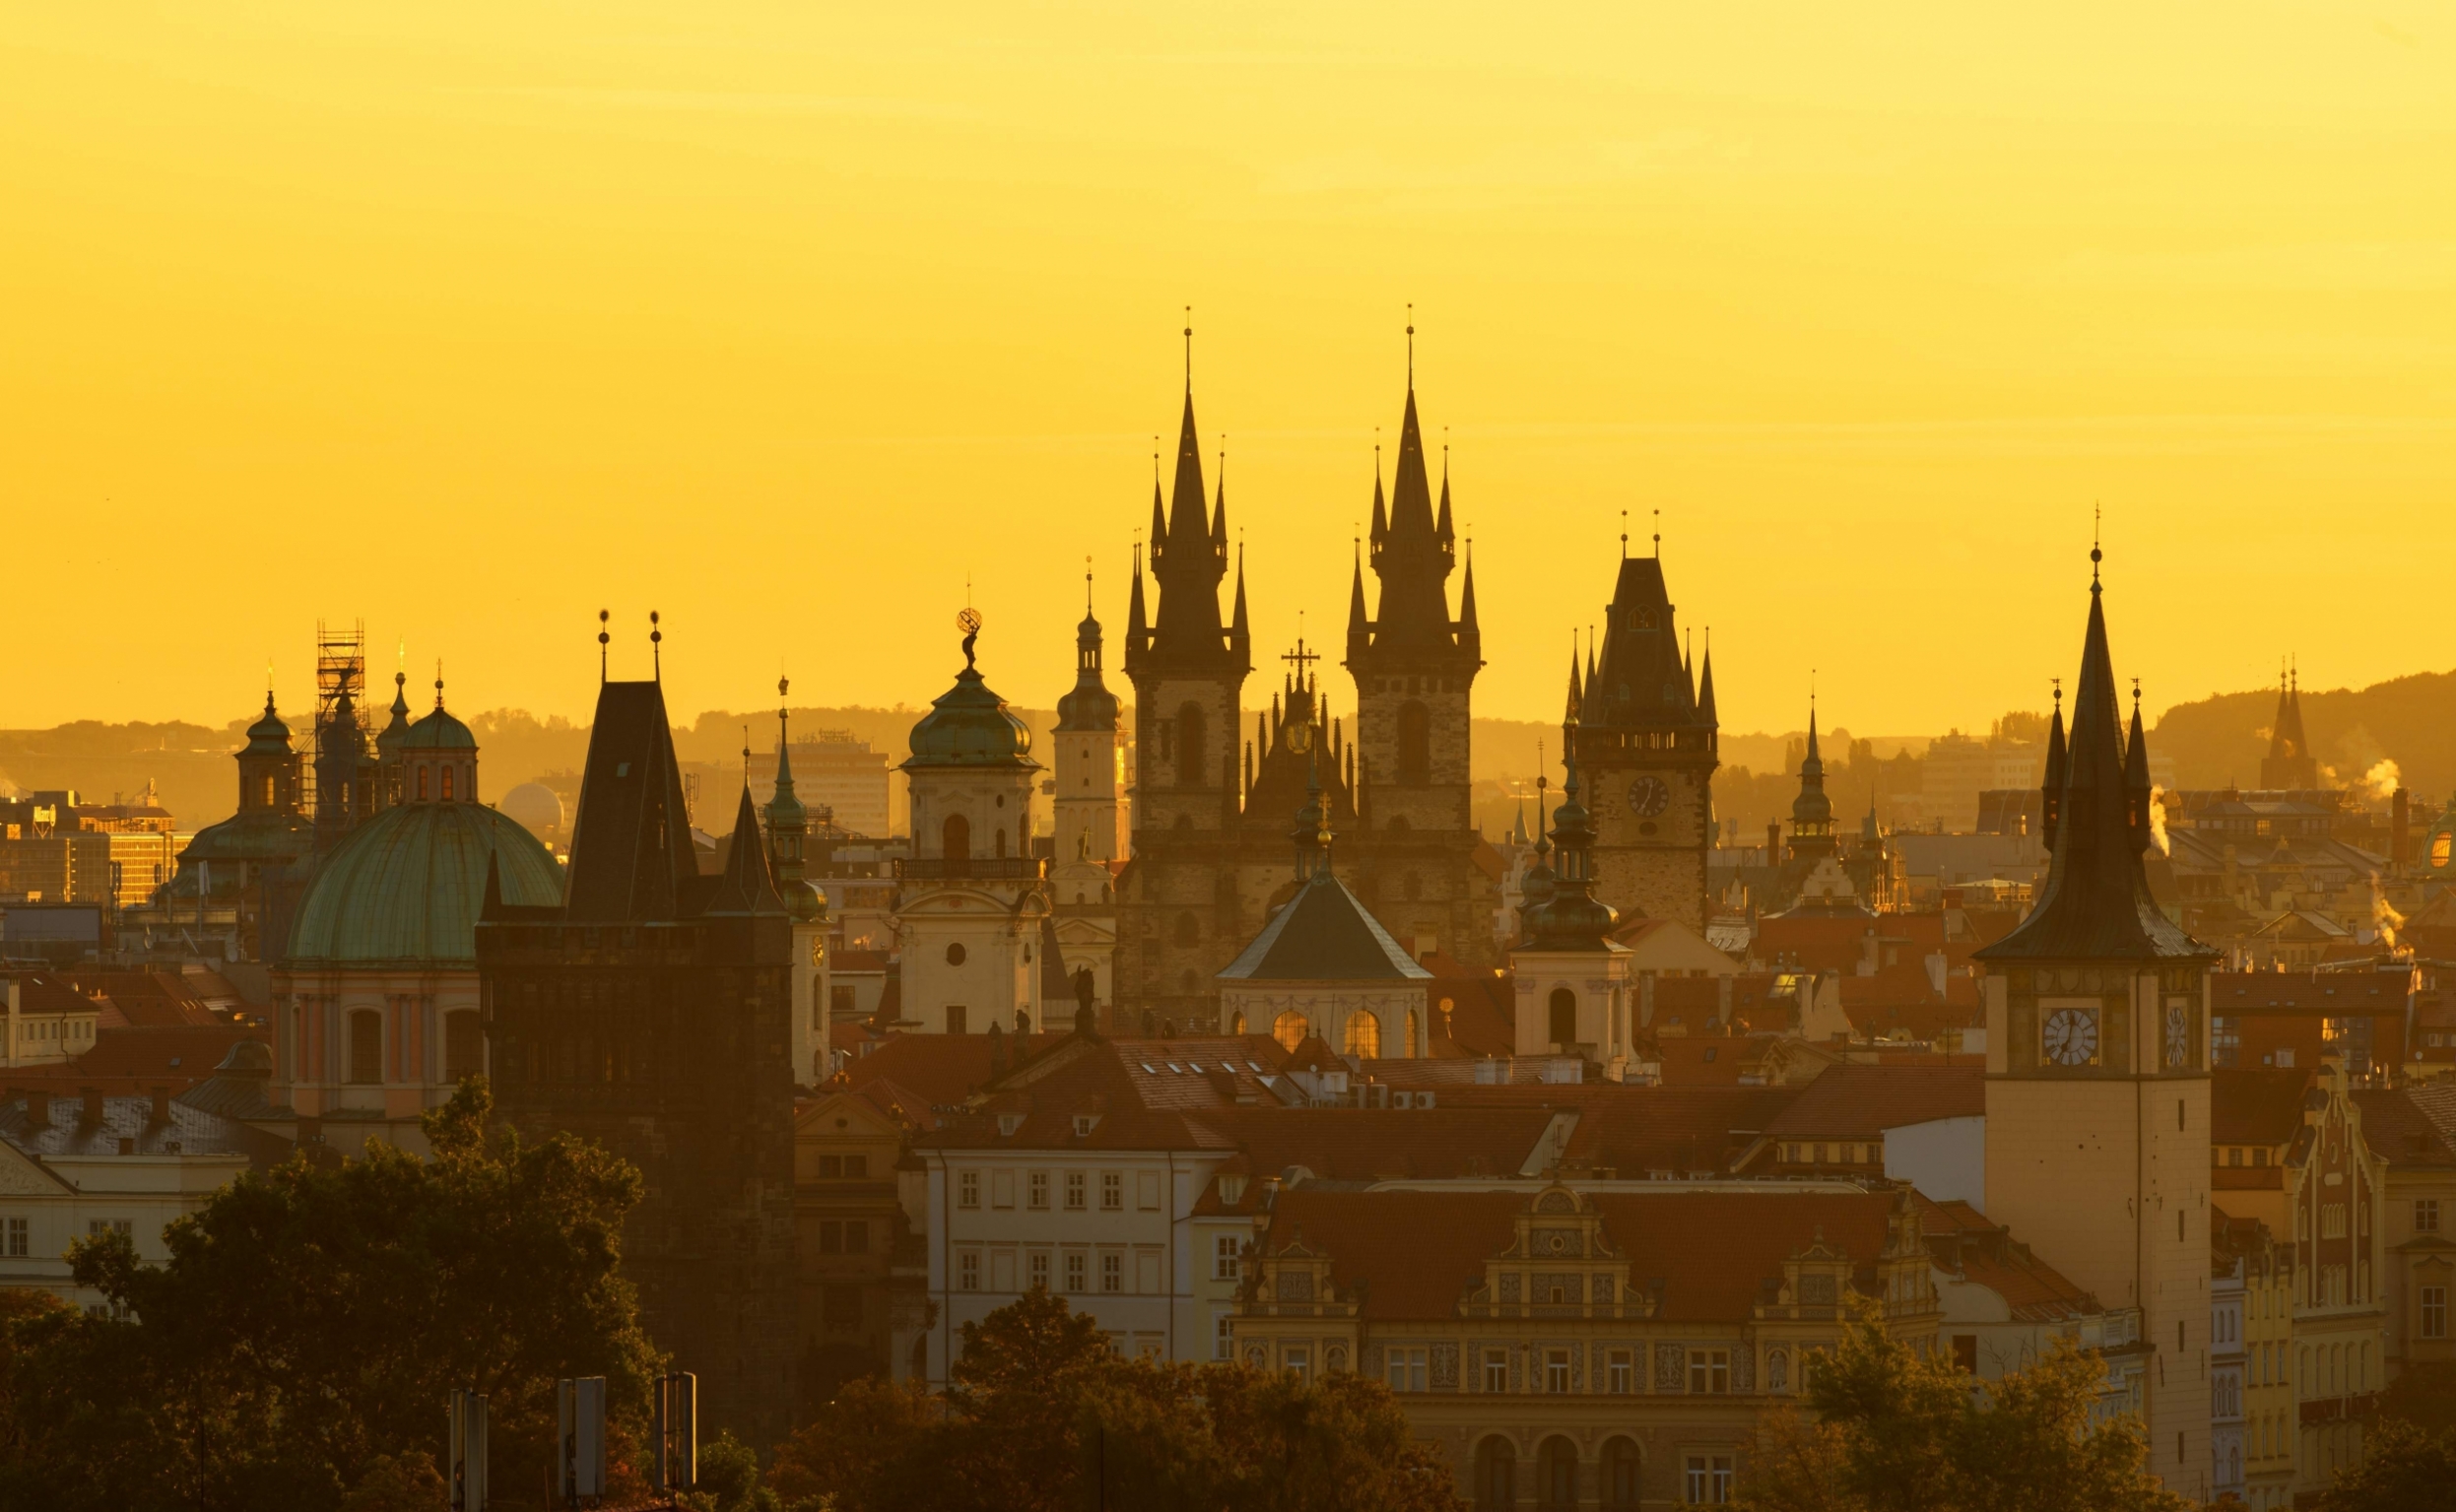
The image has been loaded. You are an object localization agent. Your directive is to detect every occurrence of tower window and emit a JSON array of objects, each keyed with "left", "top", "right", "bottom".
[
  {"left": 417, "top": 768, "right": 429, "bottom": 801},
  {"left": 943, "top": 813, "right": 970, "bottom": 862},
  {"left": 1549, "top": 988, "right": 1577, "bottom": 1046},
  {"left": 1175, "top": 703, "right": 1209, "bottom": 789},
  {"left": 1397, "top": 701, "right": 1430, "bottom": 786},
  {"left": 441, "top": 765, "right": 454, "bottom": 801}
]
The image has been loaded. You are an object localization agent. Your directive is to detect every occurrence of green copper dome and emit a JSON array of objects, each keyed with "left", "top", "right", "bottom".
[
  {"left": 404, "top": 703, "right": 478, "bottom": 751},
  {"left": 243, "top": 693, "right": 294, "bottom": 756},
  {"left": 903, "top": 633, "right": 1037, "bottom": 770},
  {"left": 287, "top": 801, "right": 562, "bottom": 966}
]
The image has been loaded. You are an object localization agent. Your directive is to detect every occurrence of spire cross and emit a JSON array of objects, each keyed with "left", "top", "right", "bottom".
[
  {"left": 1406, "top": 303, "right": 1415, "bottom": 389},
  {"left": 597, "top": 609, "right": 610, "bottom": 683},
  {"left": 1653, "top": 507, "right": 1661, "bottom": 558},
  {"left": 2091, "top": 503, "right": 2103, "bottom": 586},
  {"left": 742, "top": 725, "right": 753, "bottom": 788},
  {"left": 649, "top": 610, "right": 662, "bottom": 681},
  {"left": 1620, "top": 509, "right": 1627, "bottom": 557},
  {"left": 1183, "top": 305, "right": 1192, "bottom": 392},
  {"left": 1085, "top": 557, "right": 1094, "bottom": 614},
  {"left": 433, "top": 658, "right": 444, "bottom": 709}
]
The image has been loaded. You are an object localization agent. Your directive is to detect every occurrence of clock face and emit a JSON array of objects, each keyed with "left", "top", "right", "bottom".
[
  {"left": 2042, "top": 1008, "right": 2098, "bottom": 1067},
  {"left": 1627, "top": 776, "right": 1671, "bottom": 818},
  {"left": 2165, "top": 1006, "right": 2190, "bottom": 1069}
]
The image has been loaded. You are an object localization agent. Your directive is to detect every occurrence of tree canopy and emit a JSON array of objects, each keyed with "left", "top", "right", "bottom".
[
  {"left": 769, "top": 1288, "right": 1461, "bottom": 1512},
  {"left": 0, "top": 1079, "right": 659, "bottom": 1512},
  {"left": 1736, "top": 1310, "right": 2191, "bottom": 1512}
]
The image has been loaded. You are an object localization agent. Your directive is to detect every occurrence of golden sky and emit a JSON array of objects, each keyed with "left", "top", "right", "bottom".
[{"left": 6, "top": 2, "right": 2452, "bottom": 739}]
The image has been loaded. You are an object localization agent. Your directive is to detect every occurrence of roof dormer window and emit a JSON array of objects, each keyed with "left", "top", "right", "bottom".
[{"left": 1074, "top": 1114, "right": 1099, "bottom": 1136}]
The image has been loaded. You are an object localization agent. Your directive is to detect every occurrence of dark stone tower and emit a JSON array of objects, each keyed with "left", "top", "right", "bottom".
[
  {"left": 1574, "top": 553, "right": 1719, "bottom": 931},
  {"left": 1786, "top": 703, "right": 1837, "bottom": 869},
  {"left": 2260, "top": 664, "right": 2319, "bottom": 790},
  {"left": 480, "top": 661, "right": 797, "bottom": 1448},
  {"left": 1341, "top": 376, "right": 1492, "bottom": 965},
  {"left": 1118, "top": 370, "right": 1251, "bottom": 1026}
]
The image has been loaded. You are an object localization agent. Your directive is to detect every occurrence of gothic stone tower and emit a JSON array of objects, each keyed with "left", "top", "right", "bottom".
[
  {"left": 1574, "top": 555, "right": 1718, "bottom": 931},
  {"left": 1973, "top": 553, "right": 2215, "bottom": 1500},
  {"left": 481, "top": 661, "right": 797, "bottom": 1449},
  {"left": 2260, "top": 666, "right": 2320, "bottom": 790},
  {"left": 1118, "top": 383, "right": 1250, "bottom": 1028},
  {"left": 1342, "top": 381, "right": 1494, "bottom": 967}
]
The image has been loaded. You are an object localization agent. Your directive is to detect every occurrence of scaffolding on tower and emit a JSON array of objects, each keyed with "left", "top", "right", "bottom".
[{"left": 302, "top": 619, "right": 367, "bottom": 819}]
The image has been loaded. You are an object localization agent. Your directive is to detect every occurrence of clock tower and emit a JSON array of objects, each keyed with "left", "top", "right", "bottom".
[
  {"left": 1973, "top": 550, "right": 2216, "bottom": 1501},
  {"left": 1572, "top": 551, "right": 1718, "bottom": 932}
]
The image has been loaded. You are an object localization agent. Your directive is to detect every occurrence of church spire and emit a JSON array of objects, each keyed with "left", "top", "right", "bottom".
[
  {"left": 1697, "top": 634, "right": 1718, "bottom": 727},
  {"left": 1974, "top": 549, "right": 2210, "bottom": 964},
  {"left": 1132, "top": 350, "right": 1239, "bottom": 672},
  {"left": 1345, "top": 543, "right": 1369, "bottom": 661}
]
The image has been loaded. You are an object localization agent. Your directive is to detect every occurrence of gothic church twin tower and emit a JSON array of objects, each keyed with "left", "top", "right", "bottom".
[{"left": 1113, "top": 364, "right": 1718, "bottom": 1029}]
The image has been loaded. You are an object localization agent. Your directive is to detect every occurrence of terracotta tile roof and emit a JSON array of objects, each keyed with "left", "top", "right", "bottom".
[
  {"left": 2209, "top": 968, "right": 2414, "bottom": 1017},
  {"left": 2391, "top": 1082, "right": 2456, "bottom": 1166},
  {"left": 1, "top": 972, "right": 99, "bottom": 1018},
  {"left": 1911, "top": 1194, "right": 2100, "bottom": 1319},
  {"left": 1646, "top": 1034, "right": 1758, "bottom": 1086},
  {"left": 1261, "top": 1186, "right": 1906, "bottom": 1324},
  {"left": 62, "top": 971, "right": 220, "bottom": 1027},
  {"left": 1759, "top": 1064, "right": 1983, "bottom": 1143},
  {"left": 831, "top": 950, "right": 892, "bottom": 973},
  {"left": 1650, "top": 976, "right": 1727, "bottom": 1029},
  {"left": 838, "top": 1030, "right": 1071, "bottom": 1108},
  {"left": 1753, "top": 916, "right": 1884, "bottom": 974},
  {"left": 1423, "top": 974, "right": 1514, "bottom": 1059},
  {"left": 2212, "top": 1067, "right": 2317, "bottom": 1144},
  {"left": 1188, "top": 1106, "right": 1560, "bottom": 1183}
]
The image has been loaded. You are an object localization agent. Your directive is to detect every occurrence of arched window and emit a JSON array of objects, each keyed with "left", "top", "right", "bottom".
[
  {"left": 1229, "top": 1012, "right": 1246, "bottom": 1035},
  {"left": 1537, "top": 1437, "right": 1578, "bottom": 1510},
  {"left": 443, "top": 1011, "right": 483, "bottom": 1080},
  {"left": 1344, "top": 1010, "right": 1381, "bottom": 1059},
  {"left": 1273, "top": 1011, "right": 1309, "bottom": 1052},
  {"left": 1406, "top": 1011, "right": 1420, "bottom": 1058},
  {"left": 1397, "top": 701, "right": 1430, "bottom": 785},
  {"left": 943, "top": 813, "right": 970, "bottom": 863},
  {"left": 417, "top": 767, "right": 429, "bottom": 801},
  {"left": 1604, "top": 1438, "right": 1642, "bottom": 1509},
  {"left": 441, "top": 764, "right": 455, "bottom": 801},
  {"left": 1549, "top": 987, "right": 1578, "bottom": 1046},
  {"left": 1176, "top": 702, "right": 1209, "bottom": 789},
  {"left": 1474, "top": 1439, "right": 1515, "bottom": 1512},
  {"left": 995, "top": 825, "right": 1008, "bottom": 858},
  {"left": 347, "top": 1009, "right": 383, "bottom": 1085}
]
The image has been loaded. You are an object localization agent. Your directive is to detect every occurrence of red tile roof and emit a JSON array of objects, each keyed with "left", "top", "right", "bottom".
[
  {"left": 1190, "top": 1106, "right": 1560, "bottom": 1183},
  {"left": 838, "top": 1030, "right": 1071, "bottom": 1108},
  {"left": 2212, "top": 1067, "right": 2317, "bottom": 1144},
  {"left": 2209, "top": 969, "right": 2414, "bottom": 1018},
  {"left": 1758, "top": 1064, "right": 1982, "bottom": 1144},
  {"left": 1261, "top": 1186, "right": 1908, "bottom": 1324},
  {"left": 63, "top": 971, "right": 221, "bottom": 1027}
]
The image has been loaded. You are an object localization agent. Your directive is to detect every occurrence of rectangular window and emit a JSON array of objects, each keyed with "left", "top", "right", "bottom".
[
  {"left": 1216, "top": 1313, "right": 1235, "bottom": 1361},
  {"left": 1544, "top": 1348, "right": 1571, "bottom": 1394},
  {"left": 958, "top": 1170, "right": 980, "bottom": 1210},
  {"left": 1029, "top": 1251, "right": 1050, "bottom": 1290},
  {"left": 991, "top": 1170, "right": 1016, "bottom": 1209},
  {"left": 1686, "top": 1455, "right": 1734, "bottom": 1505},
  {"left": 1285, "top": 1347, "right": 1309, "bottom": 1383},
  {"left": 1608, "top": 1350, "right": 1633, "bottom": 1394},
  {"left": 1029, "top": 1171, "right": 1050, "bottom": 1211},
  {"left": 1064, "top": 1251, "right": 1087, "bottom": 1292},
  {"left": 1101, "top": 1252, "right": 1123, "bottom": 1293},
  {"left": 1690, "top": 1348, "right": 1730, "bottom": 1395},
  {"left": 2421, "top": 1200, "right": 2441, "bottom": 1234},
  {"left": 2425, "top": 1285, "right": 2449, "bottom": 1341},
  {"left": 1101, "top": 1172, "right": 1123, "bottom": 1212},
  {"left": 1, "top": 1217, "right": 24, "bottom": 1257},
  {"left": 1215, "top": 1235, "right": 1241, "bottom": 1282},
  {"left": 1066, "top": 1172, "right": 1087, "bottom": 1212},
  {"left": 959, "top": 1251, "right": 980, "bottom": 1290},
  {"left": 1387, "top": 1347, "right": 1427, "bottom": 1393},
  {"left": 1484, "top": 1352, "right": 1508, "bottom": 1393},
  {"left": 819, "top": 1155, "right": 842, "bottom": 1178}
]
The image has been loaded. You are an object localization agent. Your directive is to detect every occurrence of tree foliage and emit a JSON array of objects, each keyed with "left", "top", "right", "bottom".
[
  {"left": 2316, "top": 1413, "right": 2456, "bottom": 1512},
  {"left": 0, "top": 1078, "right": 660, "bottom": 1512},
  {"left": 1735, "top": 1310, "right": 2191, "bottom": 1512},
  {"left": 768, "top": 1288, "right": 1461, "bottom": 1512}
]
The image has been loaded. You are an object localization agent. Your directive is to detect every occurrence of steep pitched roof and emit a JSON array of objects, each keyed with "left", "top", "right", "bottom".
[
  {"left": 1216, "top": 872, "right": 1431, "bottom": 983},
  {"left": 1975, "top": 564, "right": 2211, "bottom": 963},
  {"left": 1759, "top": 1064, "right": 1983, "bottom": 1143},
  {"left": 703, "top": 783, "right": 786, "bottom": 916},
  {"left": 562, "top": 680, "right": 697, "bottom": 923}
]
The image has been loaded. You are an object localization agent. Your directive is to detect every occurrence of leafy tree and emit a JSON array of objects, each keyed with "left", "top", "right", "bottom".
[
  {"left": 1735, "top": 1310, "right": 2191, "bottom": 1512},
  {"left": 0, "top": 1078, "right": 660, "bottom": 1512},
  {"left": 2315, "top": 1416, "right": 2456, "bottom": 1512},
  {"left": 2379, "top": 1361, "right": 2456, "bottom": 1434},
  {"left": 687, "top": 1431, "right": 783, "bottom": 1512},
  {"left": 769, "top": 1288, "right": 1461, "bottom": 1512}
]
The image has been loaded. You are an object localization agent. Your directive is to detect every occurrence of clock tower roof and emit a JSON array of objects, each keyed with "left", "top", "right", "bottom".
[
  {"left": 1974, "top": 556, "right": 2213, "bottom": 964},
  {"left": 1583, "top": 556, "right": 1712, "bottom": 733}
]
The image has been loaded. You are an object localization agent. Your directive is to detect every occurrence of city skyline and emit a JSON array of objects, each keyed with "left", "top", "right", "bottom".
[{"left": 8, "top": 3, "right": 2453, "bottom": 734}]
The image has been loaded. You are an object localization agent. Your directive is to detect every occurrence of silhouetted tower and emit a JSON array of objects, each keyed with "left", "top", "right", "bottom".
[
  {"left": 2261, "top": 662, "right": 2319, "bottom": 790},
  {"left": 1345, "top": 354, "right": 1482, "bottom": 839},
  {"left": 1054, "top": 573, "right": 1126, "bottom": 866},
  {"left": 1787, "top": 701, "right": 1837, "bottom": 867}
]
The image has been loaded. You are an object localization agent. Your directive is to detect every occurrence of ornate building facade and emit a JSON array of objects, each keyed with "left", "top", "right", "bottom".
[{"left": 1115, "top": 378, "right": 1497, "bottom": 1030}]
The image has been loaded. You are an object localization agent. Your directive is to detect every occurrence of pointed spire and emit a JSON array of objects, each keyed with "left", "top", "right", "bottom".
[
  {"left": 1346, "top": 544, "right": 1370, "bottom": 659},
  {"left": 1229, "top": 544, "right": 1250, "bottom": 650},
  {"left": 1165, "top": 391, "right": 1209, "bottom": 554},
  {"left": 707, "top": 781, "right": 786, "bottom": 916},
  {"left": 1369, "top": 464, "right": 1388, "bottom": 548},
  {"left": 1435, "top": 456, "right": 1455, "bottom": 548},
  {"left": 1457, "top": 542, "right": 1481, "bottom": 640},
  {"left": 1974, "top": 545, "right": 2208, "bottom": 965},
  {"left": 1126, "top": 545, "right": 1149, "bottom": 650},
  {"left": 1148, "top": 471, "right": 1167, "bottom": 565},
  {"left": 1697, "top": 632, "right": 1718, "bottom": 727},
  {"left": 1212, "top": 447, "right": 1228, "bottom": 550},
  {"left": 2125, "top": 679, "right": 2153, "bottom": 853},
  {"left": 2041, "top": 680, "right": 2067, "bottom": 850},
  {"left": 1565, "top": 638, "right": 1585, "bottom": 723}
]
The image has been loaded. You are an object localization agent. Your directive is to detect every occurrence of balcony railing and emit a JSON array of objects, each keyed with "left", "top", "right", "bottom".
[{"left": 893, "top": 857, "right": 1045, "bottom": 882}]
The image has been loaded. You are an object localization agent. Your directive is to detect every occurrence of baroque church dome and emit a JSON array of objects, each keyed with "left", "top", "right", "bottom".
[
  {"left": 287, "top": 801, "right": 561, "bottom": 967},
  {"left": 904, "top": 628, "right": 1037, "bottom": 770}
]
